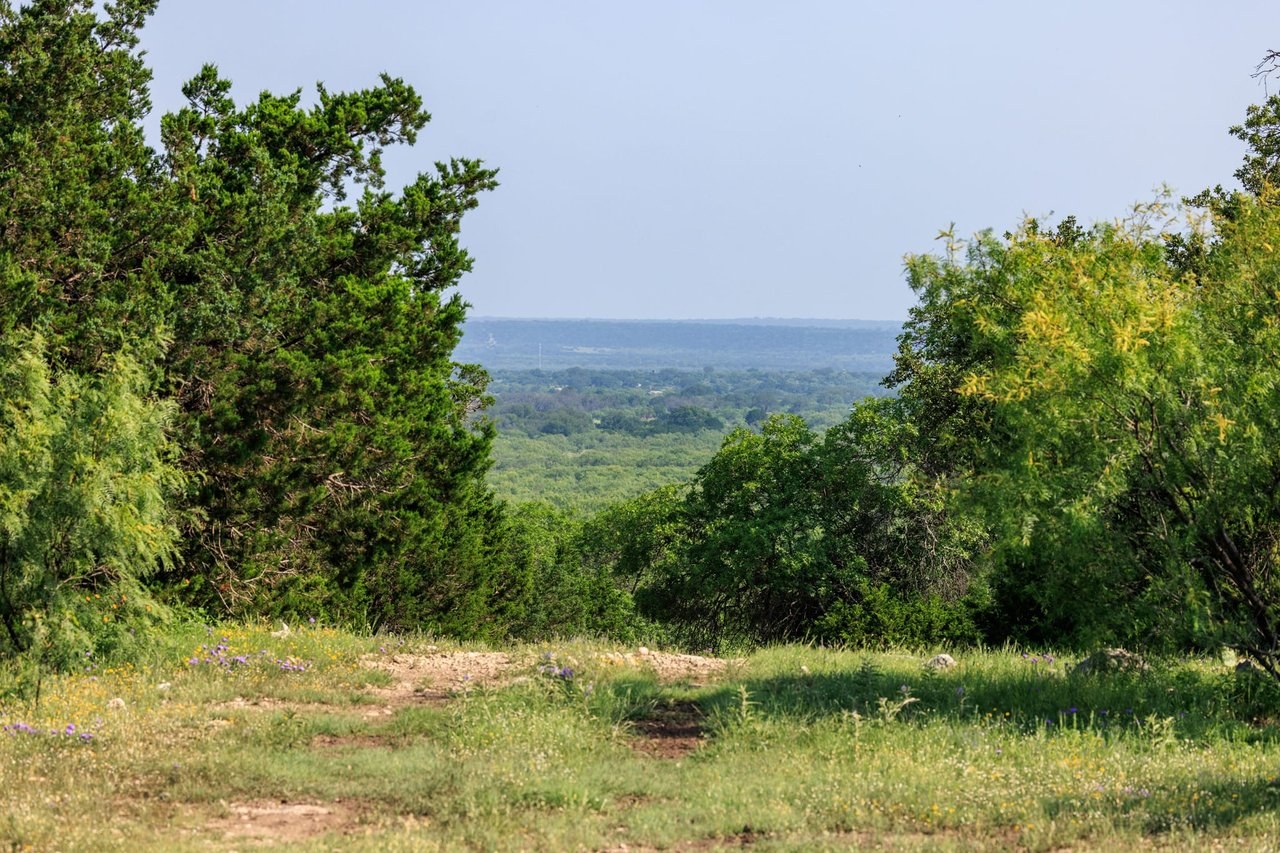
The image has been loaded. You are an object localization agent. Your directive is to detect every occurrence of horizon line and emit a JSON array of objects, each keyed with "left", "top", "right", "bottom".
[{"left": 466, "top": 315, "right": 908, "bottom": 324}]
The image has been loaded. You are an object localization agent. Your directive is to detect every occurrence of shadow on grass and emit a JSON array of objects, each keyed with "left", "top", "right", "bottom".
[
  {"left": 665, "top": 655, "right": 1280, "bottom": 829},
  {"left": 680, "top": 657, "right": 1280, "bottom": 832},
  {"left": 695, "top": 658, "right": 1280, "bottom": 746},
  {"left": 1044, "top": 775, "right": 1280, "bottom": 833}
]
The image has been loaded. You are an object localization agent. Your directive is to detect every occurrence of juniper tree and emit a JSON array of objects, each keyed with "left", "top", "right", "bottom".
[{"left": 1, "top": 0, "right": 512, "bottom": 640}]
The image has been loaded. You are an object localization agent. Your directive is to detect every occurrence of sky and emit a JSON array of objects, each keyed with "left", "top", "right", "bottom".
[{"left": 138, "top": 2, "right": 1276, "bottom": 321}]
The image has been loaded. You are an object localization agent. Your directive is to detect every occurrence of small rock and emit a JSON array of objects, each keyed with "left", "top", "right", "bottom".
[
  {"left": 638, "top": 646, "right": 650, "bottom": 656},
  {"left": 1072, "top": 648, "right": 1148, "bottom": 677},
  {"left": 925, "top": 654, "right": 957, "bottom": 670},
  {"left": 107, "top": 697, "right": 126, "bottom": 710}
]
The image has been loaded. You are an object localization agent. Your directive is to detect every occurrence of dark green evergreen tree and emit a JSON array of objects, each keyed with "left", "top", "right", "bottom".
[
  {"left": 156, "top": 64, "right": 503, "bottom": 632},
  {"left": 1, "top": 0, "right": 510, "bottom": 639}
]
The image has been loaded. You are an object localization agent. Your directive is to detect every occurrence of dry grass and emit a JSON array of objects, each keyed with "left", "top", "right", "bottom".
[{"left": 3, "top": 626, "right": 1280, "bottom": 851}]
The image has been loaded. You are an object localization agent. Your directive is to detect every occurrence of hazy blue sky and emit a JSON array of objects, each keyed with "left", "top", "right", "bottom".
[{"left": 139, "top": 2, "right": 1274, "bottom": 320}]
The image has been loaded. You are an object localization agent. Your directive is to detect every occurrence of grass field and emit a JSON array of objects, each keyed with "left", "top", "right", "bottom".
[{"left": 3, "top": 624, "right": 1280, "bottom": 851}]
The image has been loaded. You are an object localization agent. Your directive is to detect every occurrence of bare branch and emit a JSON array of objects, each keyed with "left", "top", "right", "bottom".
[
  {"left": 1253, "top": 49, "right": 1280, "bottom": 79},
  {"left": 1254, "top": 49, "right": 1280, "bottom": 95}
]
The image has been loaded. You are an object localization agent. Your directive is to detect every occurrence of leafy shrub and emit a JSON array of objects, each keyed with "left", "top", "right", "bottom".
[
  {"left": 497, "top": 503, "right": 642, "bottom": 641},
  {"left": 812, "top": 582, "right": 982, "bottom": 648},
  {"left": 0, "top": 332, "right": 183, "bottom": 670}
]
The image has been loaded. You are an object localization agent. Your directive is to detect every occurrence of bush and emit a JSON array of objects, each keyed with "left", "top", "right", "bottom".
[
  {"left": 497, "top": 503, "right": 642, "bottom": 641},
  {"left": 0, "top": 332, "right": 183, "bottom": 670},
  {"left": 812, "top": 582, "right": 983, "bottom": 649}
]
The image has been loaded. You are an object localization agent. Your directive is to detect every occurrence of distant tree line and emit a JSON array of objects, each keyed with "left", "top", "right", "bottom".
[
  {"left": 488, "top": 367, "right": 883, "bottom": 438},
  {"left": 6, "top": 1, "right": 1280, "bottom": 685},
  {"left": 493, "top": 69, "right": 1280, "bottom": 676}
]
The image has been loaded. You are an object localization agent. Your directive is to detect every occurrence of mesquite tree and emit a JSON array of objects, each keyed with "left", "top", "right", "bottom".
[{"left": 900, "top": 195, "right": 1280, "bottom": 674}]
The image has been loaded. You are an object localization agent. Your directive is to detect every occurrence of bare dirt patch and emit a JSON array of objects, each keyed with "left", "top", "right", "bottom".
[
  {"left": 210, "top": 697, "right": 356, "bottom": 714},
  {"left": 644, "top": 651, "right": 739, "bottom": 685},
  {"left": 206, "top": 799, "right": 359, "bottom": 846},
  {"left": 600, "top": 649, "right": 741, "bottom": 686},
  {"left": 629, "top": 700, "right": 707, "bottom": 758},
  {"left": 360, "top": 650, "right": 512, "bottom": 706}
]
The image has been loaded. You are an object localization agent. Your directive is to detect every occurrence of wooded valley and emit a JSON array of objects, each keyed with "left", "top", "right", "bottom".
[{"left": 5, "top": 5, "right": 1280, "bottom": 848}]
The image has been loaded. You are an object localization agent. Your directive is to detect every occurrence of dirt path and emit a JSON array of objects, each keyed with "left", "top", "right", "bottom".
[
  {"left": 204, "top": 799, "right": 360, "bottom": 846},
  {"left": 598, "top": 648, "right": 741, "bottom": 686},
  {"left": 187, "top": 647, "right": 743, "bottom": 846},
  {"left": 359, "top": 649, "right": 513, "bottom": 707},
  {"left": 628, "top": 699, "right": 708, "bottom": 758},
  {"left": 357, "top": 648, "right": 736, "bottom": 757}
]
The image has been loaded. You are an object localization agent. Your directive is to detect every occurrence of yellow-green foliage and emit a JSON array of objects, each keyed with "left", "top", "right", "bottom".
[
  {"left": 896, "top": 192, "right": 1280, "bottom": 661},
  {"left": 0, "top": 331, "right": 182, "bottom": 670}
]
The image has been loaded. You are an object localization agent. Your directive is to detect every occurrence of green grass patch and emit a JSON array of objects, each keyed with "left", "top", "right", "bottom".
[{"left": 2, "top": 629, "right": 1279, "bottom": 850}]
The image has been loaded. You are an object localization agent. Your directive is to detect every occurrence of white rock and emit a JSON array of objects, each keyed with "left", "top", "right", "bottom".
[
  {"left": 638, "top": 646, "right": 650, "bottom": 656},
  {"left": 1071, "top": 648, "right": 1148, "bottom": 677}
]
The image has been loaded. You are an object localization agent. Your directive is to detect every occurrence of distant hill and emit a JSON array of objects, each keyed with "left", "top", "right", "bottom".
[
  {"left": 667, "top": 317, "right": 904, "bottom": 330},
  {"left": 457, "top": 318, "right": 903, "bottom": 372}
]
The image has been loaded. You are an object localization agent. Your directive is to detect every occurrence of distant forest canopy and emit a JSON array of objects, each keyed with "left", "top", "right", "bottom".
[
  {"left": 488, "top": 366, "right": 887, "bottom": 435},
  {"left": 486, "top": 367, "right": 887, "bottom": 511},
  {"left": 6, "top": 3, "right": 1280, "bottom": 687},
  {"left": 456, "top": 318, "right": 902, "bottom": 372}
]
